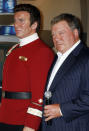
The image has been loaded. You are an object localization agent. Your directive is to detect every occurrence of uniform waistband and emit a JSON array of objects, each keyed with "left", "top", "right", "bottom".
[{"left": 2, "top": 91, "right": 32, "bottom": 99}]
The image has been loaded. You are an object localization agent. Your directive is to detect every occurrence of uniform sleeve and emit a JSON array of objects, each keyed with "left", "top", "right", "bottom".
[{"left": 24, "top": 48, "right": 54, "bottom": 130}]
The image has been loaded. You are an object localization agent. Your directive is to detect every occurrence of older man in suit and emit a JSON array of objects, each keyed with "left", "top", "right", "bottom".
[{"left": 42, "top": 13, "right": 89, "bottom": 131}]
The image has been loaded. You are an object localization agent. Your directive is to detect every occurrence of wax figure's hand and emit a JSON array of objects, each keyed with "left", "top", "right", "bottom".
[
  {"left": 44, "top": 104, "right": 62, "bottom": 121},
  {"left": 23, "top": 127, "right": 35, "bottom": 131}
]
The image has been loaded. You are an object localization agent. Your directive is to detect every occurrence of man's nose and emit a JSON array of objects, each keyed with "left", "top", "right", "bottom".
[{"left": 53, "top": 34, "right": 61, "bottom": 41}]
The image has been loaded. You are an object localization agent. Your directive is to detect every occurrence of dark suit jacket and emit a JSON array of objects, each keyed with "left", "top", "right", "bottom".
[{"left": 42, "top": 42, "right": 89, "bottom": 131}]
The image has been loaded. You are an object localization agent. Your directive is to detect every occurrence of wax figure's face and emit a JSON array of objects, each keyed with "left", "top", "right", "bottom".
[
  {"left": 14, "top": 11, "right": 37, "bottom": 39},
  {"left": 51, "top": 20, "right": 79, "bottom": 53}
]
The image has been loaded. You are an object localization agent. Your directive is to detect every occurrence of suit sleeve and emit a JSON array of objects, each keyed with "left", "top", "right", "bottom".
[
  {"left": 24, "top": 48, "right": 54, "bottom": 130},
  {"left": 60, "top": 60, "right": 89, "bottom": 122}
]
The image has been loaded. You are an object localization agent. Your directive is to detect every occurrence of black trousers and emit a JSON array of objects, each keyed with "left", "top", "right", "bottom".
[
  {"left": 0, "top": 123, "right": 24, "bottom": 131},
  {"left": 0, "top": 123, "right": 42, "bottom": 131}
]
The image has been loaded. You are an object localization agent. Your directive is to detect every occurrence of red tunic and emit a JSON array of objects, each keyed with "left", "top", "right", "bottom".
[{"left": 0, "top": 39, "right": 54, "bottom": 130}]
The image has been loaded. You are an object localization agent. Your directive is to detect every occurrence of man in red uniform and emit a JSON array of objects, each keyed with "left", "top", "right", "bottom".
[{"left": 0, "top": 4, "right": 54, "bottom": 131}]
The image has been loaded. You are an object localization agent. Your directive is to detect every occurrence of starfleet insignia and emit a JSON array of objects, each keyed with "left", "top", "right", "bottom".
[
  {"left": 19, "top": 56, "right": 28, "bottom": 61},
  {"left": 38, "top": 99, "right": 43, "bottom": 103}
]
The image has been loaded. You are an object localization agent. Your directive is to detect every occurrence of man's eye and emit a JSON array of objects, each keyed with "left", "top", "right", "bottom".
[
  {"left": 19, "top": 19, "right": 24, "bottom": 22},
  {"left": 59, "top": 32, "right": 64, "bottom": 35}
]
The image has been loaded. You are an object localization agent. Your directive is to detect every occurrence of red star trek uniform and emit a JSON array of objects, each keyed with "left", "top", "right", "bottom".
[{"left": 0, "top": 38, "right": 54, "bottom": 130}]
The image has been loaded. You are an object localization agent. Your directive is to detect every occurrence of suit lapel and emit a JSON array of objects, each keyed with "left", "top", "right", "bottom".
[
  {"left": 45, "top": 54, "right": 58, "bottom": 91},
  {"left": 49, "top": 43, "right": 84, "bottom": 92},
  {"left": 50, "top": 53, "right": 76, "bottom": 91}
]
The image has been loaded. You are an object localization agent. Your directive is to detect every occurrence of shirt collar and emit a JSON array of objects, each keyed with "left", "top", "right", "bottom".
[
  {"left": 19, "top": 33, "right": 39, "bottom": 47},
  {"left": 57, "top": 52, "right": 62, "bottom": 58}
]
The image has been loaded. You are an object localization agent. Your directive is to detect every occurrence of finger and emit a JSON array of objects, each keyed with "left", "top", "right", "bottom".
[
  {"left": 45, "top": 116, "right": 54, "bottom": 121},
  {"left": 44, "top": 110, "right": 50, "bottom": 117},
  {"left": 44, "top": 112, "right": 50, "bottom": 117},
  {"left": 44, "top": 109, "right": 54, "bottom": 116},
  {"left": 44, "top": 109, "right": 49, "bottom": 114}
]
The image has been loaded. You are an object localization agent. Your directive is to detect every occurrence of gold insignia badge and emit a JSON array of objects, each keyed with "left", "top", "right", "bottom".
[{"left": 19, "top": 56, "right": 28, "bottom": 61}]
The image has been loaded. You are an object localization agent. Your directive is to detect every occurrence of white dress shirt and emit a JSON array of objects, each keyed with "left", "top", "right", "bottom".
[{"left": 47, "top": 40, "right": 81, "bottom": 91}]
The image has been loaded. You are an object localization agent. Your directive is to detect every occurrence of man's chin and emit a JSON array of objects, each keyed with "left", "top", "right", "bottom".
[
  {"left": 56, "top": 46, "right": 63, "bottom": 53},
  {"left": 16, "top": 34, "right": 23, "bottom": 39}
]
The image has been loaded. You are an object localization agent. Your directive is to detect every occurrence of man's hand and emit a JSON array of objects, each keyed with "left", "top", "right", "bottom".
[
  {"left": 44, "top": 104, "right": 62, "bottom": 121},
  {"left": 23, "top": 127, "right": 35, "bottom": 131}
]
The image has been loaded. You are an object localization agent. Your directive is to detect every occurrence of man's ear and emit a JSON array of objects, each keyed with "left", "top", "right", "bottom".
[
  {"left": 31, "top": 22, "right": 38, "bottom": 30},
  {"left": 73, "top": 29, "right": 79, "bottom": 37}
]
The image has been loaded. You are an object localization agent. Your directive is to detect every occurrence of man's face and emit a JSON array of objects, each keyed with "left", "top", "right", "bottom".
[
  {"left": 51, "top": 20, "right": 79, "bottom": 53},
  {"left": 14, "top": 11, "right": 36, "bottom": 39}
]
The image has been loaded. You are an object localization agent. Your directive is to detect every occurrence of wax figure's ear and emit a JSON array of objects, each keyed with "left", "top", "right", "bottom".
[{"left": 31, "top": 22, "right": 38, "bottom": 30}]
